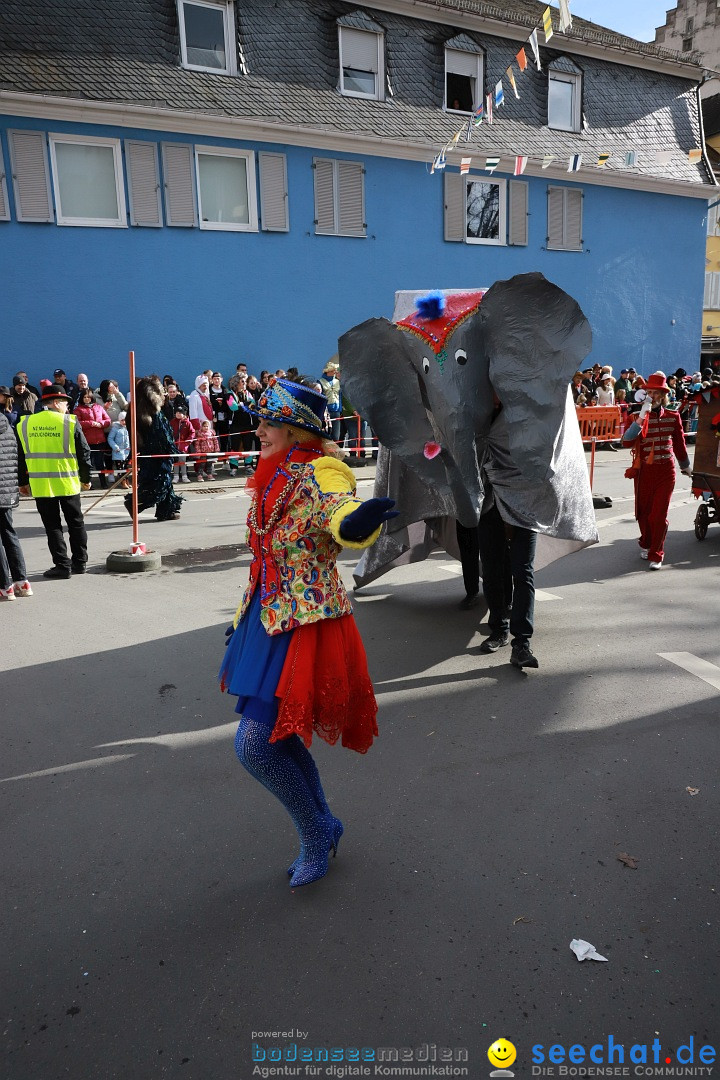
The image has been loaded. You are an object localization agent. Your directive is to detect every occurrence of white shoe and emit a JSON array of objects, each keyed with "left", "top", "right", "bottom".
[
  {"left": 13, "top": 581, "right": 33, "bottom": 597},
  {"left": 639, "top": 548, "right": 649, "bottom": 559},
  {"left": 649, "top": 561, "right": 663, "bottom": 570},
  {"left": 1, "top": 586, "right": 16, "bottom": 601}
]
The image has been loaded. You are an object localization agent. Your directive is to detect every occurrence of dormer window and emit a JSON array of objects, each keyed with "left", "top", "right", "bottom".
[
  {"left": 444, "top": 37, "right": 483, "bottom": 113},
  {"left": 338, "top": 21, "right": 384, "bottom": 100},
  {"left": 548, "top": 58, "right": 582, "bottom": 132},
  {"left": 178, "top": 0, "right": 237, "bottom": 75}
]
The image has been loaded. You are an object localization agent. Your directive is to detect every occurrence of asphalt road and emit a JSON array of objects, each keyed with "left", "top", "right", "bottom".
[{"left": 1, "top": 450, "right": 718, "bottom": 1080}]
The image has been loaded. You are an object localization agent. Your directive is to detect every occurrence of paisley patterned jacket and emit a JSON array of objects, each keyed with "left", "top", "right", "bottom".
[{"left": 233, "top": 456, "right": 381, "bottom": 635}]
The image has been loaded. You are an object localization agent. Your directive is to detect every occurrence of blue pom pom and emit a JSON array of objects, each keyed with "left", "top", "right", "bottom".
[{"left": 416, "top": 291, "right": 446, "bottom": 321}]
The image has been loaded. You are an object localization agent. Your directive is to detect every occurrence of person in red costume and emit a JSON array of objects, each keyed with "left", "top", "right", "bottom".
[
  {"left": 219, "top": 375, "right": 396, "bottom": 889},
  {"left": 622, "top": 371, "right": 692, "bottom": 570}
]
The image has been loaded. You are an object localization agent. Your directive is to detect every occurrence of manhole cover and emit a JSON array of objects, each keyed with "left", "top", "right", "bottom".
[{"left": 162, "top": 544, "right": 246, "bottom": 567}]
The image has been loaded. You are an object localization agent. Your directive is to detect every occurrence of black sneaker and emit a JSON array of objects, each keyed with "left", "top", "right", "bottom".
[
  {"left": 458, "top": 592, "right": 481, "bottom": 610},
  {"left": 43, "top": 565, "right": 71, "bottom": 579},
  {"left": 510, "top": 644, "right": 539, "bottom": 669},
  {"left": 71, "top": 563, "right": 87, "bottom": 574},
  {"left": 479, "top": 631, "right": 510, "bottom": 653}
]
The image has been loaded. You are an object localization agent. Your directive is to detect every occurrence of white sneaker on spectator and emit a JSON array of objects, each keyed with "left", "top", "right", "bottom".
[
  {"left": 13, "top": 581, "right": 33, "bottom": 597},
  {"left": 649, "top": 561, "right": 663, "bottom": 570},
  {"left": 639, "top": 548, "right": 649, "bottom": 559},
  {"left": 1, "top": 586, "right": 16, "bottom": 601}
]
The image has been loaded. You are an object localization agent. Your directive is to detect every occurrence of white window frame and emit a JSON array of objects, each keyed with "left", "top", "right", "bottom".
[
  {"left": 194, "top": 145, "right": 258, "bottom": 232},
  {"left": 465, "top": 176, "right": 506, "bottom": 246},
  {"left": 704, "top": 271, "right": 720, "bottom": 309},
  {"left": 177, "top": 0, "right": 237, "bottom": 76},
  {"left": 48, "top": 133, "right": 127, "bottom": 228},
  {"left": 338, "top": 26, "right": 384, "bottom": 101},
  {"left": 548, "top": 69, "right": 582, "bottom": 132},
  {"left": 444, "top": 48, "right": 483, "bottom": 114}
]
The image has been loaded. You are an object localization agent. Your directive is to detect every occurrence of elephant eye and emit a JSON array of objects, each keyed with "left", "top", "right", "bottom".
[
  {"left": 422, "top": 357, "right": 430, "bottom": 374},
  {"left": 455, "top": 349, "right": 468, "bottom": 365}
]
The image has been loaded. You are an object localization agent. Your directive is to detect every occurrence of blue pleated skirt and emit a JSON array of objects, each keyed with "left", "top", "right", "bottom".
[{"left": 218, "top": 587, "right": 293, "bottom": 726}]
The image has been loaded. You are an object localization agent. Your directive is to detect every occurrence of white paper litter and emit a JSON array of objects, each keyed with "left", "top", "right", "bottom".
[{"left": 570, "top": 938, "right": 608, "bottom": 962}]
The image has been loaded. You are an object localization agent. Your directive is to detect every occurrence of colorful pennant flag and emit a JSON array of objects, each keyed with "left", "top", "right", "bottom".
[
  {"left": 514, "top": 155, "right": 528, "bottom": 175},
  {"left": 597, "top": 153, "right": 610, "bottom": 168},
  {"left": 542, "top": 154, "right": 555, "bottom": 169},
  {"left": 542, "top": 6, "right": 554, "bottom": 42},
  {"left": 460, "top": 157, "right": 472, "bottom": 174},
  {"left": 624, "top": 151, "right": 637, "bottom": 167},
  {"left": 558, "top": 0, "right": 573, "bottom": 33},
  {"left": 529, "top": 28, "right": 542, "bottom": 70},
  {"left": 516, "top": 46, "right": 528, "bottom": 72},
  {"left": 568, "top": 154, "right": 582, "bottom": 172},
  {"left": 486, "top": 92, "right": 494, "bottom": 124},
  {"left": 506, "top": 66, "right": 519, "bottom": 99},
  {"left": 449, "top": 129, "right": 462, "bottom": 148},
  {"left": 432, "top": 150, "right": 447, "bottom": 172},
  {"left": 495, "top": 80, "right": 504, "bottom": 107},
  {"left": 485, "top": 156, "right": 501, "bottom": 174},
  {"left": 688, "top": 148, "right": 702, "bottom": 163}
]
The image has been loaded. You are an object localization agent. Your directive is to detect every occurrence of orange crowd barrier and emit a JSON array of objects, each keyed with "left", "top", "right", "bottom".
[{"left": 576, "top": 405, "right": 622, "bottom": 489}]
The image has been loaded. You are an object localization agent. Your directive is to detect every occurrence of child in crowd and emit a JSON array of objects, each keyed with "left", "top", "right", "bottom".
[
  {"left": 107, "top": 411, "right": 131, "bottom": 488},
  {"left": 170, "top": 405, "right": 195, "bottom": 484},
  {"left": 615, "top": 388, "right": 630, "bottom": 435},
  {"left": 193, "top": 418, "right": 220, "bottom": 481}
]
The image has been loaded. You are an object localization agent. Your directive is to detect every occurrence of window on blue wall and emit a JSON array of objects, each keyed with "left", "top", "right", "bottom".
[
  {"left": 195, "top": 146, "right": 258, "bottom": 231},
  {"left": 48, "top": 134, "right": 127, "bottom": 227},
  {"left": 178, "top": 0, "right": 237, "bottom": 75},
  {"left": 444, "top": 173, "right": 506, "bottom": 245}
]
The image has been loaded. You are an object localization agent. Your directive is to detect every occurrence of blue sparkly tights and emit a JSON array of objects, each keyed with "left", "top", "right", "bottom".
[{"left": 234, "top": 717, "right": 338, "bottom": 887}]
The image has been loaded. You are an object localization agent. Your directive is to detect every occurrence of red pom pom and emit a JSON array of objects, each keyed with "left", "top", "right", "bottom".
[{"left": 423, "top": 441, "right": 441, "bottom": 460}]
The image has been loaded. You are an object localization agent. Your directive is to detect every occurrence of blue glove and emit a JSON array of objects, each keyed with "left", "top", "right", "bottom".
[
  {"left": 224, "top": 624, "right": 234, "bottom": 647},
  {"left": 339, "top": 497, "right": 398, "bottom": 541}
]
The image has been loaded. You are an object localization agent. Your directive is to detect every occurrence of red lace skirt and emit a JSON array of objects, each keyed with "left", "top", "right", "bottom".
[{"left": 270, "top": 614, "right": 378, "bottom": 754}]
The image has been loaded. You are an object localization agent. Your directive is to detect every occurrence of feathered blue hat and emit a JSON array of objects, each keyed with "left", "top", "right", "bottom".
[{"left": 242, "top": 377, "right": 327, "bottom": 436}]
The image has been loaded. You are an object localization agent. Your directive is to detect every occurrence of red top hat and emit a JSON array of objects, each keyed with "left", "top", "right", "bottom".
[{"left": 645, "top": 372, "right": 669, "bottom": 392}]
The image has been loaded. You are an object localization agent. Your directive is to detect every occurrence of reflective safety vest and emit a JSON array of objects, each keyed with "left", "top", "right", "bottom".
[{"left": 18, "top": 411, "right": 82, "bottom": 498}]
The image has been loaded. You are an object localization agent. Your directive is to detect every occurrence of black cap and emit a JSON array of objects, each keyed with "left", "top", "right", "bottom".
[
  {"left": 53, "top": 368, "right": 66, "bottom": 378},
  {"left": 0, "top": 385, "right": 11, "bottom": 396},
  {"left": 42, "top": 383, "right": 71, "bottom": 402},
  {"left": 13, "top": 374, "right": 27, "bottom": 386}
]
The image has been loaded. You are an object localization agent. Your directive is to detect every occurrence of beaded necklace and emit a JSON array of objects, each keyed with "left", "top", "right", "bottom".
[{"left": 247, "top": 471, "right": 300, "bottom": 537}]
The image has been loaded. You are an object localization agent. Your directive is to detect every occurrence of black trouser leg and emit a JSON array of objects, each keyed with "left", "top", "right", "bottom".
[
  {"left": 0, "top": 507, "right": 27, "bottom": 584},
  {"left": 455, "top": 520, "right": 481, "bottom": 597},
  {"left": 59, "top": 495, "right": 88, "bottom": 568},
  {"left": 508, "top": 526, "right": 536, "bottom": 648},
  {"left": 478, "top": 504, "right": 512, "bottom": 634},
  {"left": 35, "top": 498, "right": 70, "bottom": 569}
]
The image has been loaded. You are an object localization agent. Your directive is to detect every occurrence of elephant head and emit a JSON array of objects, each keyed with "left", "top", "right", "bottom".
[{"left": 339, "top": 273, "right": 591, "bottom": 527}]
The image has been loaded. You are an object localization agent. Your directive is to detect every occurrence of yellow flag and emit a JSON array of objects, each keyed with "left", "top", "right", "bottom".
[{"left": 542, "top": 6, "right": 553, "bottom": 42}]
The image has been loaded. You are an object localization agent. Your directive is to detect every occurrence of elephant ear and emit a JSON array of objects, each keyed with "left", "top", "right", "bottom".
[
  {"left": 338, "top": 317, "right": 452, "bottom": 495},
  {"left": 481, "top": 272, "right": 592, "bottom": 481}
]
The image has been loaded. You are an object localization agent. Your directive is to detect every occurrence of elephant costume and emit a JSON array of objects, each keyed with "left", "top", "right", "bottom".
[{"left": 338, "top": 272, "right": 598, "bottom": 587}]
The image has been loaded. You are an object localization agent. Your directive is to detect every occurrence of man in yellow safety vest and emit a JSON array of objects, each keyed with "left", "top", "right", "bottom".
[{"left": 17, "top": 382, "right": 92, "bottom": 579}]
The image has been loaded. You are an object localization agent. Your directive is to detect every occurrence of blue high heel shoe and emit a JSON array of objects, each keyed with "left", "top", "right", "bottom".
[{"left": 288, "top": 816, "right": 343, "bottom": 886}]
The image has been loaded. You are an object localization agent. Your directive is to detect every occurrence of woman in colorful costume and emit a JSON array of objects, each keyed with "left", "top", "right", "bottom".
[
  {"left": 219, "top": 376, "right": 396, "bottom": 889},
  {"left": 622, "top": 371, "right": 692, "bottom": 569}
]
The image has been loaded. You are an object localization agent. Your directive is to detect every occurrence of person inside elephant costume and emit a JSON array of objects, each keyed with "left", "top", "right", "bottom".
[{"left": 338, "top": 272, "right": 598, "bottom": 664}]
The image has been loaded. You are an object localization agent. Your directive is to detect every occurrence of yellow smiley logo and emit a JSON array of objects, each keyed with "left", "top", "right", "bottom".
[{"left": 488, "top": 1040, "right": 517, "bottom": 1069}]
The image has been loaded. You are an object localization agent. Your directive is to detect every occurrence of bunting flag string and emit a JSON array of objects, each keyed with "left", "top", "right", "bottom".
[{"left": 426, "top": 0, "right": 707, "bottom": 180}]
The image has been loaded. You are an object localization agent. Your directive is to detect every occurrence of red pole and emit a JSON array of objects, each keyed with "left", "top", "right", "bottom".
[{"left": 129, "top": 351, "right": 140, "bottom": 550}]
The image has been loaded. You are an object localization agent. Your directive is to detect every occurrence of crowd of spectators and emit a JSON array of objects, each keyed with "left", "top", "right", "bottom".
[{"left": 0, "top": 361, "right": 376, "bottom": 488}]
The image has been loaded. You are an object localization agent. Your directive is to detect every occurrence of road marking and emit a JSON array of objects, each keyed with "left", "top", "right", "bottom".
[
  {"left": 436, "top": 563, "right": 561, "bottom": 601},
  {"left": 0, "top": 753, "right": 136, "bottom": 783},
  {"left": 659, "top": 652, "right": 720, "bottom": 692}
]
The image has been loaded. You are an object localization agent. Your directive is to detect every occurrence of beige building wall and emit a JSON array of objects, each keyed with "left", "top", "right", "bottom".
[{"left": 655, "top": 0, "right": 720, "bottom": 70}]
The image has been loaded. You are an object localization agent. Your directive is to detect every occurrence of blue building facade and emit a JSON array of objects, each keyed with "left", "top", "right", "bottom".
[{"left": 0, "top": 0, "right": 714, "bottom": 389}]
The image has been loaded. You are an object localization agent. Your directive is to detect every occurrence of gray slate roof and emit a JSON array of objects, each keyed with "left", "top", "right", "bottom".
[{"left": 0, "top": 0, "right": 712, "bottom": 186}]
